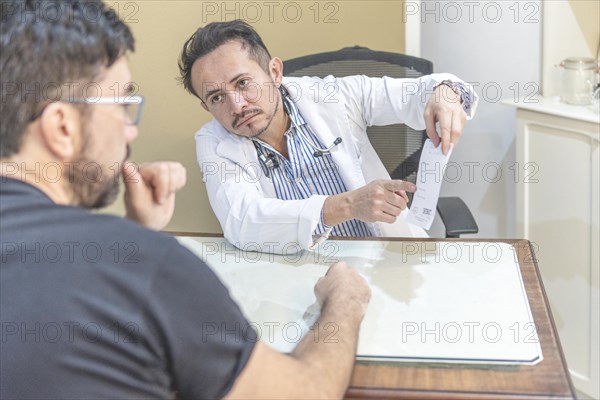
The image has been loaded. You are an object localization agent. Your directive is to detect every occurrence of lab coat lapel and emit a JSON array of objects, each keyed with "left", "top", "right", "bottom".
[
  {"left": 214, "top": 124, "right": 277, "bottom": 198},
  {"left": 283, "top": 78, "right": 366, "bottom": 191}
]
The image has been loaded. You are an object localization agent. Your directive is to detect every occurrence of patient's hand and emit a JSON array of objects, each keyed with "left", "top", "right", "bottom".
[
  {"left": 314, "top": 261, "right": 371, "bottom": 317},
  {"left": 123, "top": 161, "right": 187, "bottom": 230}
]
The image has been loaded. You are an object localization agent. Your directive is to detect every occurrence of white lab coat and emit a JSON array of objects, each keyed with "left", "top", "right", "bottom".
[{"left": 195, "top": 74, "right": 477, "bottom": 253}]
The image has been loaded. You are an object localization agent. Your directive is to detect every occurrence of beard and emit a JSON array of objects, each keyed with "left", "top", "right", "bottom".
[
  {"left": 69, "top": 157, "right": 119, "bottom": 210},
  {"left": 250, "top": 97, "right": 279, "bottom": 138},
  {"left": 69, "top": 129, "right": 130, "bottom": 210},
  {"left": 231, "top": 89, "right": 280, "bottom": 139}
]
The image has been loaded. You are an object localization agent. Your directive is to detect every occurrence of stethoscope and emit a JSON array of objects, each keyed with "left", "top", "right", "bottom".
[
  {"left": 253, "top": 140, "right": 279, "bottom": 178},
  {"left": 254, "top": 87, "right": 343, "bottom": 178}
]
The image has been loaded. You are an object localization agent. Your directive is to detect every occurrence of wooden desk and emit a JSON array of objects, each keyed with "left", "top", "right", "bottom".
[
  {"left": 172, "top": 234, "right": 575, "bottom": 399},
  {"left": 346, "top": 239, "right": 574, "bottom": 400}
]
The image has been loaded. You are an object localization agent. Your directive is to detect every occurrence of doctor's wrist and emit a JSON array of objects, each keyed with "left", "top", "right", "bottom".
[
  {"left": 435, "top": 80, "right": 474, "bottom": 115},
  {"left": 323, "top": 193, "right": 352, "bottom": 227}
]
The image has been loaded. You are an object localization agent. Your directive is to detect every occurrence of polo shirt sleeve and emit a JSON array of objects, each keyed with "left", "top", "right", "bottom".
[{"left": 143, "top": 240, "right": 257, "bottom": 399}]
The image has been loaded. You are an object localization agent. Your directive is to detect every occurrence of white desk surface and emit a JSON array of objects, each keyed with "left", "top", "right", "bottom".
[{"left": 177, "top": 237, "right": 542, "bottom": 365}]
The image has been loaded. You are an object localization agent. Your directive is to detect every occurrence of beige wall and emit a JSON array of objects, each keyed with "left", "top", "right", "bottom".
[{"left": 105, "top": 0, "right": 405, "bottom": 233}]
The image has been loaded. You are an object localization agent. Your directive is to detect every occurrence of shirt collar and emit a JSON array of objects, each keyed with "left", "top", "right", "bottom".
[
  {"left": 281, "top": 86, "right": 307, "bottom": 130},
  {"left": 0, "top": 176, "right": 55, "bottom": 204}
]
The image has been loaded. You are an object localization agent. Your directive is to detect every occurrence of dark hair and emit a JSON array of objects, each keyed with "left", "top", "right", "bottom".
[
  {"left": 0, "top": 0, "right": 134, "bottom": 158},
  {"left": 178, "top": 20, "right": 272, "bottom": 99}
]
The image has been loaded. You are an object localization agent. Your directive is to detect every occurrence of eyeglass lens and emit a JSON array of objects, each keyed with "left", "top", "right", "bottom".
[{"left": 124, "top": 103, "right": 141, "bottom": 125}]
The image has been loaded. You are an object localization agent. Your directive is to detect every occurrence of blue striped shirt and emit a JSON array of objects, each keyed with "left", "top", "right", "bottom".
[{"left": 253, "top": 94, "right": 373, "bottom": 238}]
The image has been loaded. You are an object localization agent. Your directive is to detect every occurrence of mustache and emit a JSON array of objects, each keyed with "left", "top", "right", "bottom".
[{"left": 232, "top": 109, "right": 262, "bottom": 129}]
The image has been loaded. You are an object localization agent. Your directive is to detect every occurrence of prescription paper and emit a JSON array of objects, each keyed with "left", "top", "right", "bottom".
[{"left": 407, "top": 139, "right": 453, "bottom": 230}]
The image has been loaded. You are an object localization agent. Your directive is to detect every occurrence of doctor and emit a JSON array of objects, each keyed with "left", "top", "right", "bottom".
[{"left": 179, "top": 20, "right": 478, "bottom": 253}]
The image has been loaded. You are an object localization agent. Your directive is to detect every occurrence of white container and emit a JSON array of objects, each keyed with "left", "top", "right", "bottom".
[{"left": 559, "top": 57, "right": 599, "bottom": 105}]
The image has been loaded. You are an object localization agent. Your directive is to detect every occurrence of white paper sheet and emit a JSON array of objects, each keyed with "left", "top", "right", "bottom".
[{"left": 407, "top": 139, "right": 453, "bottom": 230}]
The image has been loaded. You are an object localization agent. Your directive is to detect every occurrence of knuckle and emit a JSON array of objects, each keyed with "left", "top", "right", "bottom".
[{"left": 156, "top": 163, "right": 168, "bottom": 174}]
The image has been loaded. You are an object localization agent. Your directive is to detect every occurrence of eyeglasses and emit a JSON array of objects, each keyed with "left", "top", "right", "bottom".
[
  {"left": 71, "top": 96, "right": 145, "bottom": 126},
  {"left": 29, "top": 95, "right": 145, "bottom": 126}
]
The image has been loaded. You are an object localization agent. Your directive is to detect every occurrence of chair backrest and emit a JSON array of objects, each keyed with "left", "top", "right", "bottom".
[{"left": 284, "top": 46, "right": 432, "bottom": 182}]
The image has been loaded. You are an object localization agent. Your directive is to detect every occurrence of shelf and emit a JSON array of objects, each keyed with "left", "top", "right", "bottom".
[{"left": 502, "top": 95, "right": 599, "bottom": 124}]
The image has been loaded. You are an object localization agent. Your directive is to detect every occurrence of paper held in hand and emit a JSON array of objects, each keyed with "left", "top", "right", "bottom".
[{"left": 407, "top": 139, "right": 453, "bottom": 230}]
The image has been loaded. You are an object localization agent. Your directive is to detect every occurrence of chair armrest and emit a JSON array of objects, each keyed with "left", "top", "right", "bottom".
[{"left": 437, "top": 197, "right": 479, "bottom": 238}]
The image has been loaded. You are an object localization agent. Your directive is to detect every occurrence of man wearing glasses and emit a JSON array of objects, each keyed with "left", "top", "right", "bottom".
[{"left": 1, "top": 1, "right": 371, "bottom": 399}]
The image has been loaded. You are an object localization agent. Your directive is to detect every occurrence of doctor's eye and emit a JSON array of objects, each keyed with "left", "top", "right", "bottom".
[{"left": 210, "top": 94, "right": 224, "bottom": 104}]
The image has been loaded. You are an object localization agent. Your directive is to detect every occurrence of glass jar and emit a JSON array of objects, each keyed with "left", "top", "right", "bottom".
[{"left": 559, "top": 57, "right": 599, "bottom": 105}]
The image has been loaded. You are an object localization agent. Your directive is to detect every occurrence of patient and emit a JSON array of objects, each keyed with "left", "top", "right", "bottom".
[
  {"left": 179, "top": 20, "right": 478, "bottom": 253},
  {"left": 1, "top": 1, "right": 370, "bottom": 398}
]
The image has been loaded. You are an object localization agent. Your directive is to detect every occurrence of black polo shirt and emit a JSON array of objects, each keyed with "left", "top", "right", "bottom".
[{"left": 0, "top": 177, "right": 256, "bottom": 399}]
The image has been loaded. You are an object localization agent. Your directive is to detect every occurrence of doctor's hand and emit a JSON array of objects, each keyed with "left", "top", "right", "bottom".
[
  {"left": 123, "top": 161, "right": 187, "bottom": 231},
  {"left": 424, "top": 83, "right": 467, "bottom": 155},
  {"left": 322, "top": 179, "right": 416, "bottom": 227}
]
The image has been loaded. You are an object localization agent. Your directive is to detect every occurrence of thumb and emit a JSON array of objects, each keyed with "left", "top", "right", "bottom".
[
  {"left": 122, "top": 161, "right": 143, "bottom": 194},
  {"left": 384, "top": 180, "right": 416, "bottom": 193}
]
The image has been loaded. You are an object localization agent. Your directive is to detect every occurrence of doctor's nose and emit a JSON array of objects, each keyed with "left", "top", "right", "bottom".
[{"left": 227, "top": 91, "right": 250, "bottom": 115}]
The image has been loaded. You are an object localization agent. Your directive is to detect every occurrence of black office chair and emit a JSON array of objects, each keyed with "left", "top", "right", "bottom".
[{"left": 284, "top": 46, "right": 478, "bottom": 238}]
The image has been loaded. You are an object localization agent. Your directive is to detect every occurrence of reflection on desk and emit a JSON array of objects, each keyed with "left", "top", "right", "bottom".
[{"left": 177, "top": 237, "right": 541, "bottom": 365}]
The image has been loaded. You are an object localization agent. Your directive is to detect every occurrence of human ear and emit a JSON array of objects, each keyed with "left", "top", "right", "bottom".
[
  {"left": 269, "top": 57, "right": 284, "bottom": 86},
  {"left": 39, "top": 102, "right": 83, "bottom": 160}
]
